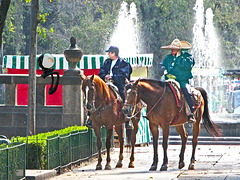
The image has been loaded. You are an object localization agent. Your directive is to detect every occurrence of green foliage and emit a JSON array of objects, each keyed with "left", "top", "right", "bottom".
[
  {"left": 132, "top": 0, "right": 240, "bottom": 77},
  {"left": 0, "top": 142, "right": 25, "bottom": 180},
  {"left": 2, "top": 0, "right": 240, "bottom": 72},
  {"left": 36, "top": 0, "right": 122, "bottom": 54},
  {"left": 11, "top": 125, "right": 87, "bottom": 142},
  {"left": 3, "top": 0, "right": 122, "bottom": 55},
  {"left": 135, "top": 0, "right": 196, "bottom": 78},
  {"left": 39, "top": 13, "right": 49, "bottom": 23},
  {"left": 206, "top": 0, "right": 240, "bottom": 69},
  {"left": 10, "top": 125, "right": 87, "bottom": 169}
]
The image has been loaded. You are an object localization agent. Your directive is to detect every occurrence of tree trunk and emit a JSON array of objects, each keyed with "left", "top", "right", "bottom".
[
  {"left": 27, "top": 0, "right": 39, "bottom": 136},
  {"left": 0, "top": 0, "right": 11, "bottom": 73}
]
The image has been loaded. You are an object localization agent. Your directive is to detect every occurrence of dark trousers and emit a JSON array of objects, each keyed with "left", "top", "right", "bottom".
[{"left": 181, "top": 87, "right": 195, "bottom": 114}]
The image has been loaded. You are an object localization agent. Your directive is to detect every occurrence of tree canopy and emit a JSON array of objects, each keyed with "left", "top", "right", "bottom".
[{"left": 1, "top": 0, "right": 240, "bottom": 78}]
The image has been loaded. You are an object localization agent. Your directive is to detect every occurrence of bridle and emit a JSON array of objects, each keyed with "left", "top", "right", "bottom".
[
  {"left": 145, "top": 83, "right": 166, "bottom": 117},
  {"left": 84, "top": 82, "right": 97, "bottom": 112},
  {"left": 123, "top": 87, "right": 142, "bottom": 119},
  {"left": 84, "top": 82, "right": 108, "bottom": 113},
  {"left": 124, "top": 81, "right": 167, "bottom": 119}
]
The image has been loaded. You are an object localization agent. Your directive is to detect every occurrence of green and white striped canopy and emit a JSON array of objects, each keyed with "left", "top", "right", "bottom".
[{"left": 3, "top": 54, "right": 153, "bottom": 70}]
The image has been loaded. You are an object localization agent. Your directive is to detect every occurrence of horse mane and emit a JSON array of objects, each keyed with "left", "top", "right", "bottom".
[
  {"left": 92, "top": 75, "right": 111, "bottom": 103},
  {"left": 137, "top": 78, "right": 167, "bottom": 89}
]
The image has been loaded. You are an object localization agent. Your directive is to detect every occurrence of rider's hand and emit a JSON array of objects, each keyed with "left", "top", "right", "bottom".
[{"left": 105, "top": 74, "right": 112, "bottom": 80}]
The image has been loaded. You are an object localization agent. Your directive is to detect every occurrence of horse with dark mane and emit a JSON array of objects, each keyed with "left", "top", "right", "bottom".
[
  {"left": 81, "top": 74, "right": 141, "bottom": 170},
  {"left": 123, "top": 78, "right": 222, "bottom": 171}
]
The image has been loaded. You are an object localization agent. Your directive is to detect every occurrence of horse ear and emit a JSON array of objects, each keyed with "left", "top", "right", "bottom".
[
  {"left": 133, "top": 79, "right": 139, "bottom": 88},
  {"left": 80, "top": 74, "right": 86, "bottom": 81},
  {"left": 90, "top": 74, "right": 95, "bottom": 81},
  {"left": 125, "top": 78, "right": 130, "bottom": 84},
  {"left": 136, "top": 78, "right": 141, "bottom": 84}
]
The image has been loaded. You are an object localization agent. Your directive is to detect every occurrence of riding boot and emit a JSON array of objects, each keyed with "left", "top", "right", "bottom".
[
  {"left": 182, "top": 87, "right": 196, "bottom": 124},
  {"left": 85, "top": 111, "right": 92, "bottom": 128},
  {"left": 125, "top": 120, "right": 132, "bottom": 129}
]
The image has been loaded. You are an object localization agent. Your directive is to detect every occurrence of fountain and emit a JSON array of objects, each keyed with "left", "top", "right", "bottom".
[
  {"left": 204, "top": 8, "right": 220, "bottom": 68},
  {"left": 192, "top": 0, "right": 224, "bottom": 113},
  {"left": 192, "top": 0, "right": 205, "bottom": 71},
  {"left": 108, "top": 1, "right": 139, "bottom": 56},
  {"left": 107, "top": 1, "right": 151, "bottom": 79}
]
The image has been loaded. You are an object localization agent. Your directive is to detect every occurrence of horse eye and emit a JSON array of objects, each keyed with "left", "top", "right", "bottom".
[{"left": 132, "top": 91, "right": 136, "bottom": 95}]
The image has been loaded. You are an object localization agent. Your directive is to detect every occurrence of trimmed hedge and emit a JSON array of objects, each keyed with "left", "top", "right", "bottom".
[{"left": 10, "top": 126, "right": 88, "bottom": 169}]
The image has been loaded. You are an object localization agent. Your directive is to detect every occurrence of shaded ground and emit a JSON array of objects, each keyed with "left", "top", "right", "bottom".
[{"left": 49, "top": 144, "right": 240, "bottom": 180}]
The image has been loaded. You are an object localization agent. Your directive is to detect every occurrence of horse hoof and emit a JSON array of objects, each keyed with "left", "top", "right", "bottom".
[
  {"left": 116, "top": 162, "right": 123, "bottom": 168},
  {"left": 96, "top": 165, "right": 102, "bottom": 170},
  {"left": 149, "top": 165, "right": 157, "bottom": 171},
  {"left": 128, "top": 162, "right": 135, "bottom": 168},
  {"left": 105, "top": 165, "right": 111, "bottom": 170},
  {"left": 188, "top": 163, "right": 195, "bottom": 170},
  {"left": 179, "top": 162, "right": 185, "bottom": 169},
  {"left": 160, "top": 165, "right": 168, "bottom": 171}
]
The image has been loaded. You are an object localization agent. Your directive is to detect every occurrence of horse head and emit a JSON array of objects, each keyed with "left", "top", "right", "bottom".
[
  {"left": 82, "top": 74, "right": 96, "bottom": 112},
  {"left": 122, "top": 80, "right": 140, "bottom": 116}
]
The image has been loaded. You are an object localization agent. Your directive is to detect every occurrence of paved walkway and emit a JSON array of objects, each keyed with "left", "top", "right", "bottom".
[{"left": 49, "top": 144, "right": 240, "bottom": 180}]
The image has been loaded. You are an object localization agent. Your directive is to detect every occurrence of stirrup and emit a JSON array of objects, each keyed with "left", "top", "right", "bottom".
[
  {"left": 125, "top": 121, "right": 132, "bottom": 129},
  {"left": 188, "top": 114, "right": 196, "bottom": 124},
  {"left": 85, "top": 118, "right": 92, "bottom": 128}
]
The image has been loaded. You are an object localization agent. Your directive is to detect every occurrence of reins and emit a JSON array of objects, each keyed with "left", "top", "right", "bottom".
[
  {"left": 126, "top": 103, "right": 141, "bottom": 119},
  {"left": 88, "top": 101, "right": 105, "bottom": 113},
  {"left": 86, "top": 83, "right": 121, "bottom": 125},
  {"left": 145, "top": 83, "right": 167, "bottom": 118}
]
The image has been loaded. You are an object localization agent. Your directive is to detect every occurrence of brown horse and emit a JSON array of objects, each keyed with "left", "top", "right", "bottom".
[
  {"left": 122, "top": 78, "right": 222, "bottom": 171},
  {"left": 81, "top": 74, "right": 141, "bottom": 170}
]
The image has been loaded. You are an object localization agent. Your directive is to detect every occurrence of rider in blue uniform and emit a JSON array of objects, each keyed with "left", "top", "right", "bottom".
[
  {"left": 160, "top": 39, "right": 196, "bottom": 123},
  {"left": 86, "top": 46, "right": 133, "bottom": 128}
]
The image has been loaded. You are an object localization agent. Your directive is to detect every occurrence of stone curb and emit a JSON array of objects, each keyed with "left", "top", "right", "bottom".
[{"left": 26, "top": 169, "right": 57, "bottom": 180}]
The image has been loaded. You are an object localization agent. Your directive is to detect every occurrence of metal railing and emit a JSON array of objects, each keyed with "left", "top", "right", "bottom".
[
  {"left": 0, "top": 127, "right": 112, "bottom": 179},
  {"left": 0, "top": 142, "right": 26, "bottom": 180},
  {"left": 47, "top": 128, "right": 111, "bottom": 171}
]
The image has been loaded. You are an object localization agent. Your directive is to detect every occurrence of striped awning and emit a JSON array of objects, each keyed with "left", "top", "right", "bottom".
[{"left": 3, "top": 54, "right": 153, "bottom": 70}]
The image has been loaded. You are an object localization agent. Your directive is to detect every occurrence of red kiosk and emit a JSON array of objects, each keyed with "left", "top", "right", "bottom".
[{"left": 3, "top": 54, "right": 153, "bottom": 106}]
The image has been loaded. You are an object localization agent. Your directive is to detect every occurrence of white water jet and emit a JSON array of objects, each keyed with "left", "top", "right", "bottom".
[
  {"left": 205, "top": 8, "right": 220, "bottom": 68},
  {"left": 109, "top": 2, "right": 139, "bottom": 56},
  {"left": 192, "top": 0, "right": 205, "bottom": 69},
  {"left": 192, "top": 0, "right": 222, "bottom": 113}
]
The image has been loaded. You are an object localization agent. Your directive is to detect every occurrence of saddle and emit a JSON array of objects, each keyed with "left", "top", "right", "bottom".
[
  {"left": 106, "top": 81, "right": 123, "bottom": 103},
  {"left": 167, "top": 79, "right": 202, "bottom": 116},
  {"left": 105, "top": 80, "right": 122, "bottom": 118}
]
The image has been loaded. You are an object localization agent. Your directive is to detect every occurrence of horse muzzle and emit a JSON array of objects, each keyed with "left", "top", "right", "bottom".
[
  {"left": 122, "top": 104, "right": 133, "bottom": 116},
  {"left": 86, "top": 102, "right": 96, "bottom": 112}
]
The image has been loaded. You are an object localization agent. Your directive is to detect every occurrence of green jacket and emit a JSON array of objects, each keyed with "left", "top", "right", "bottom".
[{"left": 162, "top": 51, "right": 195, "bottom": 84}]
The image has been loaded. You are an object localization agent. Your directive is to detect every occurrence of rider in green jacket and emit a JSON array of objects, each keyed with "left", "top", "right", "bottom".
[{"left": 160, "top": 39, "right": 196, "bottom": 123}]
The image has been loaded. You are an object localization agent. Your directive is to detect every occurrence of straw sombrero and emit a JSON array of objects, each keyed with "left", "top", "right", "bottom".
[
  {"left": 180, "top": 41, "right": 192, "bottom": 49},
  {"left": 161, "top": 39, "right": 191, "bottom": 50}
]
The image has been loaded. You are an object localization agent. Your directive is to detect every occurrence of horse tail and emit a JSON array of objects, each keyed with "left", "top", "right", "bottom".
[{"left": 196, "top": 87, "right": 223, "bottom": 137}]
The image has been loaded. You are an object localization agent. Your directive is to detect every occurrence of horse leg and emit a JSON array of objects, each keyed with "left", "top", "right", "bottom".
[
  {"left": 115, "top": 124, "right": 124, "bottom": 168},
  {"left": 175, "top": 125, "right": 188, "bottom": 169},
  {"left": 189, "top": 121, "right": 201, "bottom": 170},
  {"left": 129, "top": 118, "right": 139, "bottom": 168},
  {"left": 160, "top": 124, "right": 169, "bottom": 171},
  {"left": 149, "top": 122, "right": 159, "bottom": 171},
  {"left": 93, "top": 127, "right": 103, "bottom": 170},
  {"left": 105, "top": 129, "right": 113, "bottom": 170}
]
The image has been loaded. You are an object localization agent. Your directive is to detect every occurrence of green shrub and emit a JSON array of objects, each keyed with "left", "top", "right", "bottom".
[{"left": 10, "top": 126, "right": 88, "bottom": 169}]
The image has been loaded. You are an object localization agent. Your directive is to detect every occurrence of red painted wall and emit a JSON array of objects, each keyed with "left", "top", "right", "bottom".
[{"left": 7, "top": 68, "right": 100, "bottom": 105}]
